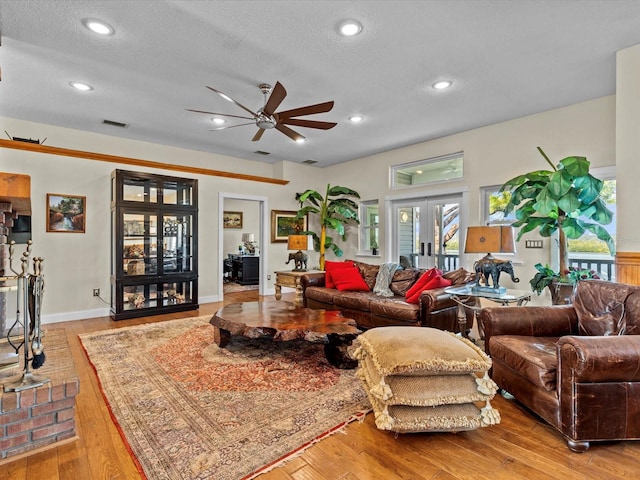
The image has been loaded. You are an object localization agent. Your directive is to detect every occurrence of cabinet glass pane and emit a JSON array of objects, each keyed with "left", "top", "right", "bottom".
[
  {"left": 161, "top": 281, "right": 194, "bottom": 306},
  {"left": 123, "top": 284, "right": 158, "bottom": 311},
  {"left": 163, "top": 180, "right": 193, "bottom": 206},
  {"left": 123, "top": 177, "right": 158, "bottom": 203},
  {"left": 163, "top": 214, "right": 193, "bottom": 273},
  {"left": 123, "top": 213, "right": 158, "bottom": 275}
]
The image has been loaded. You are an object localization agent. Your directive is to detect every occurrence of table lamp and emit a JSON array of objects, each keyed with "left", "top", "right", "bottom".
[
  {"left": 464, "top": 225, "right": 518, "bottom": 294},
  {"left": 241, "top": 233, "right": 256, "bottom": 255},
  {"left": 286, "top": 234, "right": 313, "bottom": 271}
]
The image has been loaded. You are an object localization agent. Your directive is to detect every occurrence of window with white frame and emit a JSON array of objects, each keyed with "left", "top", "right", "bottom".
[
  {"left": 480, "top": 185, "right": 515, "bottom": 225},
  {"left": 391, "top": 152, "right": 463, "bottom": 189},
  {"left": 359, "top": 200, "right": 379, "bottom": 254}
]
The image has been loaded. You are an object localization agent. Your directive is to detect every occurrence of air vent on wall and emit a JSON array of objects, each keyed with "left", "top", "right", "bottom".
[
  {"left": 254, "top": 150, "right": 270, "bottom": 156},
  {"left": 302, "top": 159, "right": 318, "bottom": 165},
  {"left": 102, "top": 119, "right": 129, "bottom": 128}
]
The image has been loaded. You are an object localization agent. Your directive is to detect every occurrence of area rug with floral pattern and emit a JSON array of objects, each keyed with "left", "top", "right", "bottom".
[{"left": 79, "top": 315, "right": 370, "bottom": 480}]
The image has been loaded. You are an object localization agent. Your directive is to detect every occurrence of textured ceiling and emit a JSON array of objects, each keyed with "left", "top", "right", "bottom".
[{"left": 2, "top": 0, "right": 640, "bottom": 167}]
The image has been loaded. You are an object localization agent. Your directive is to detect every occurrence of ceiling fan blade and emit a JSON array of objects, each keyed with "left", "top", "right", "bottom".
[
  {"left": 280, "top": 118, "right": 337, "bottom": 130},
  {"left": 275, "top": 124, "right": 305, "bottom": 142},
  {"left": 205, "top": 86, "right": 259, "bottom": 117},
  {"left": 186, "top": 109, "right": 254, "bottom": 120},
  {"left": 252, "top": 129, "right": 266, "bottom": 142},
  {"left": 277, "top": 101, "right": 334, "bottom": 119},
  {"left": 262, "top": 82, "right": 287, "bottom": 116},
  {"left": 210, "top": 122, "right": 255, "bottom": 131}
]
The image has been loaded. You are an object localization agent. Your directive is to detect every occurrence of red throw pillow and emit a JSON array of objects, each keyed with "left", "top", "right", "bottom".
[
  {"left": 324, "top": 260, "right": 355, "bottom": 288},
  {"left": 404, "top": 268, "right": 441, "bottom": 300},
  {"left": 330, "top": 267, "right": 370, "bottom": 291},
  {"left": 406, "top": 274, "right": 452, "bottom": 304}
]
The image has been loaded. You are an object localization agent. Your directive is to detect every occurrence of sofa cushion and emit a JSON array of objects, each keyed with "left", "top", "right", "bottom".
[
  {"left": 574, "top": 280, "right": 634, "bottom": 336},
  {"left": 405, "top": 268, "right": 441, "bottom": 300},
  {"left": 354, "top": 326, "right": 491, "bottom": 376},
  {"left": 443, "top": 267, "right": 476, "bottom": 286},
  {"left": 389, "top": 268, "right": 419, "bottom": 296},
  {"left": 489, "top": 335, "right": 560, "bottom": 391},
  {"left": 334, "top": 291, "right": 374, "bottom": 311},
  {"left": 331, "top": 267, "right": 370, "bottom": 291},
  {"left": 353, "top": 260, "right": 380, "bottom": 290},
  {"left": 324, "top": 260, "right": 355, "bottom": 288},
  {"left": 304, "top": 286, "right": 337, "bottom": 304},
  {"left": 406, "top": 275, "right": 452, "bottom": 304},
  {"left": 369, "top": 297, "right": 420, "bottom": 322}
]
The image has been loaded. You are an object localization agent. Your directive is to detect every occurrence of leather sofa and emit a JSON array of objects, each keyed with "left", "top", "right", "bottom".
[
  {"left": 480, "top": 279, "right": 640, "bottom": 452},
  {"left": 300, "top": 261, "right": 476, "bottom": 333}
]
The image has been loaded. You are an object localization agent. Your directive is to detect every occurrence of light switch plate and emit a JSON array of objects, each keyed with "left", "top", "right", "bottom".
[{"left": 525, "top": 240, "right": 543, "bottom": 248}]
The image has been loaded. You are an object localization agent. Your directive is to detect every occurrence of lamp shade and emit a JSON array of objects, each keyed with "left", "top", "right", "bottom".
[
  {"left": 287, "top": 234, "right": 313, "bottom": 251},
  {"left": 242, "top": 233, "right": 255, "bottom": 243},
  {"left": 464, "top": 226, "right": 516, "bottom": 254}
]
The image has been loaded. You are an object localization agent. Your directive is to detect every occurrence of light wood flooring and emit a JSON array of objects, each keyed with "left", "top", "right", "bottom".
[{"left": 1, "top": 290, "right": 639, "bottom": 480}]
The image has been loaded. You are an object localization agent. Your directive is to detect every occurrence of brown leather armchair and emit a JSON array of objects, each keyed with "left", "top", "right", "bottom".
[{"left": 480, "top": 279, "right": 640, "bottom": 452}]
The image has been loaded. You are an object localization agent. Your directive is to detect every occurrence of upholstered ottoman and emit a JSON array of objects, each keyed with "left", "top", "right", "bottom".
[{"left": 351, "top": 326, "right": 500, "bottom": 433}]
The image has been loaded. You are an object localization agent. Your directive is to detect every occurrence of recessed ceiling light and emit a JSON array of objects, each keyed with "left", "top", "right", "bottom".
[
  {"left": 338, "top": 20, "right": 363, "bottom": 37},
  {"left": 296, "top": 138, "right": 306, "bottom": 144},
  {"left": 416, "top": 170, "right": 423, "bottom": 174},
  {"left": 349, "top": 115, "right": 364, "bottom": 123},
  {"left": 69, "top": 81, "right": 93, "bottom": 91},
  {"left": 82, "top": 18, "right": 115, "bottom": 35},
  {"left": 433, "top": 80, "right": 453, "bottom": 90},
  {"left": 212, "top": 117, "right": 226, "bottom": 125}
]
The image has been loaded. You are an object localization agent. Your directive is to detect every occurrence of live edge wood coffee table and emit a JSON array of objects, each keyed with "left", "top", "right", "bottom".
[{"left": 210, "top": 301, "right": 361, "bottom": 369}]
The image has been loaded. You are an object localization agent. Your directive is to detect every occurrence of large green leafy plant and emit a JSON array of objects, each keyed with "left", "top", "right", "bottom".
[
  {"left": 295, "top": 184, "right": 360, "bottom": 270},
  {"left": 500, "top": 147, "right": 615, "bottom": 286}
]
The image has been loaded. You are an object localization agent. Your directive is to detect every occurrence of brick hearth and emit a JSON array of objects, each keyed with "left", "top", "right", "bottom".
[{"left": 0, "top": 329, "right": 79, "bottom": 461}]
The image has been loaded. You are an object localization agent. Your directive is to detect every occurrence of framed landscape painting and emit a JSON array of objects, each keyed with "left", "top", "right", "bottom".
[
  {"left": 271, "top": 210, "right": 308, "bottom": 243},
  {"left": 46, "top": 193, "right": 86, "bottom": 233},
  {"left": 223, "top": 211, "right": 243, "bottom": 229}
]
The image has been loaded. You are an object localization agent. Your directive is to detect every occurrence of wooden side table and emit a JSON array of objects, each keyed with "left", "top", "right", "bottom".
[{"left": 274, "top": 270, "right": 323, "bottom": 306}]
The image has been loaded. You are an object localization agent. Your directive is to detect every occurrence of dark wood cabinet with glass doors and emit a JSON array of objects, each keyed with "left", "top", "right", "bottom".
[{"left": 110, "top": 169, "right": 198, "bottom": 320}]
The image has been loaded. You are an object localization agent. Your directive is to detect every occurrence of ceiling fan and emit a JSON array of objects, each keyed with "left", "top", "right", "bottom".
[{"left": 187, "top": 82, "right": 337, "bottom": 142}]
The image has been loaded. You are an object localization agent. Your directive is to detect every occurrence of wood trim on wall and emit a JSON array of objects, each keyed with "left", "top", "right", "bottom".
[
  {"left": 0, "top": 139, "right": 289, "bottom": 186},
  {"left": 616, "top": 252, "right": 640, "bottom": 285}
]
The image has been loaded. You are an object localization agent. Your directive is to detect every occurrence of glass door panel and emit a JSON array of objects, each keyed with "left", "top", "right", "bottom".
[
  {"left": 123, "top": 212, "right": 158, "bottom": 275},
  {"left": 393, "top": 195, "right": 462, "bottom": 272}
]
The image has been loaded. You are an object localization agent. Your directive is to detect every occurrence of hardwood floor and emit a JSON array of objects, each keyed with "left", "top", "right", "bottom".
[{"left": 2, "top": 291, "right": 638, "bottom": 480}]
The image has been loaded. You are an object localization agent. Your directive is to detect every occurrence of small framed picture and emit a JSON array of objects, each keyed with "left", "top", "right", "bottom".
[
  {"left": 271, "top": 210, "right": 308, "bottom": 243},
  {"left": 223, "top": 211, "right": 243, "bottom": 229},
  {"left": 46, "top": 193, "right": 86, "bottom": 233}
]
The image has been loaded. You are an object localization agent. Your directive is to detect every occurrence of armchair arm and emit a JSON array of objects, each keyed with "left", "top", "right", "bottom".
[
  {"left": 418, "top": 289, "right": 477, "bottom": 331},
  {"left": 300, "top": 272, "right": 325, "bottom": 290},
  {"left": 558, "top": 335, "right": 640, "bottom": 383},
  {"left": 480, "top": 305, "right": 578, "bottom": 355}
]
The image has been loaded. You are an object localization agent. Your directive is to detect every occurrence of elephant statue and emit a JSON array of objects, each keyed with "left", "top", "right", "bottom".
[
  {"left": 286, "top": 251, "right": 308, "bottom": 271},
  {"left": 474, "top": 258, "right": 519, "bottom": 290}
]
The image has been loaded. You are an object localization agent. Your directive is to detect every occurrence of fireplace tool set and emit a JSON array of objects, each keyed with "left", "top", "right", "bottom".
[{"left": 1, "top": 240, "right": 48, "bottom": 392}]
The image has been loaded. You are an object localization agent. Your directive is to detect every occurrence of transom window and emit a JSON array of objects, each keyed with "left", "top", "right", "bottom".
[{"left": 391, "top": 152, "right": 463, "bottom": 189}]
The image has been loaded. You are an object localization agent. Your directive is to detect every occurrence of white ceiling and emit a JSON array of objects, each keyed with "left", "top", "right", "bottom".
[{"left": 2, "top": 1, "right": 640, "bottom": 168}]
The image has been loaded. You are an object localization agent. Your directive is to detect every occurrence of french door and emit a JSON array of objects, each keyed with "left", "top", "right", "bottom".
[{"left": 394, "top": 194, "right": 462, "bottom": 272}]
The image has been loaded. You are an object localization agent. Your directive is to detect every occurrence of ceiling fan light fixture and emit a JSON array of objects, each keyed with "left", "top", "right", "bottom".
[
  {"left": 433, "top": 80, "right": 453, "bottom": 90},
  {"left": 349, "top": 115, "right": 363, "bottom": 123},
  {"left": 338, "top": 20, "right": 363, "bottom": 37},
  {"left": 212, "top": 117, "right": 226, "bottom": 125},
  {"left": 69, "top": 81, "right": 93, "bottom": 91},
  {"left": 82, "top": 18, "right": 114, "bottom": 35}
]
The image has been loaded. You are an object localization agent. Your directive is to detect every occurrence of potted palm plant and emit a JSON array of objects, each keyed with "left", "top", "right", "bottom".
[
  {"left": 500, "top": 147, "right": 615, "bottom": 302},
  {"left": 295, "top": 184, "right": 360, "bottom": 270}
]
